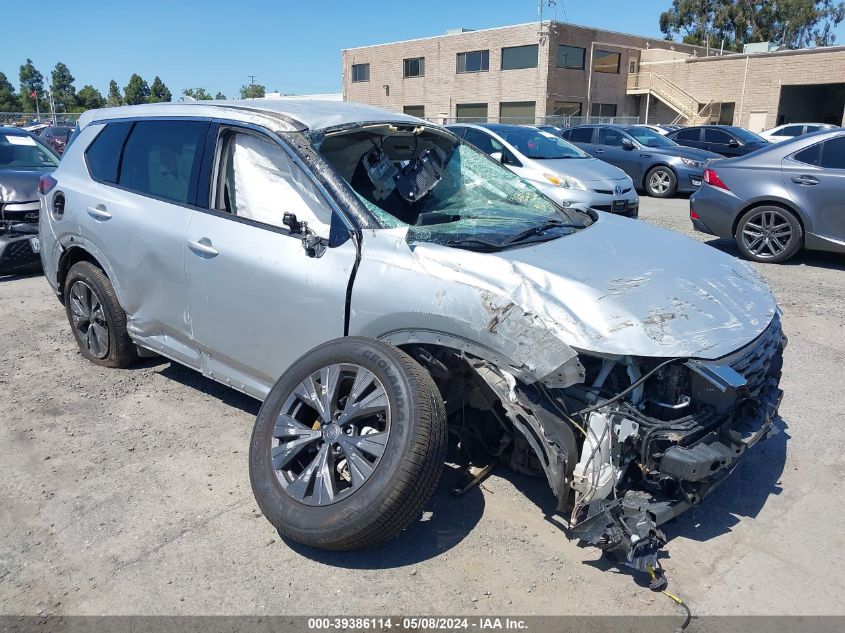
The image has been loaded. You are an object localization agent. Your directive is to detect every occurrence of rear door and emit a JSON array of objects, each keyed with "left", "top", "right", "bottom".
[
  {"left": 563, "top": 126, "right": 595, "bottom": 153},
  {"left": 184, "top": 125, "right": 357, "bottom": 399},
  {"left": 671, "top": 127, "right": 702, "bottom": 150},
  {"left": 783, "top": 134, "right": 845, "bottom": 245},
  {"left": 76, "top": 118, "right": 208, "bottom": 367}
]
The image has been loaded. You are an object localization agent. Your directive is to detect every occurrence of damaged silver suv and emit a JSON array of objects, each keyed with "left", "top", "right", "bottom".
[{"left": 39, "top": 101, "right": 784, "bottom": 570}]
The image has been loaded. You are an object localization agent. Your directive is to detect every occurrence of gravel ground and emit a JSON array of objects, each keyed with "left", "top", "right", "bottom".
[{"left": 1, "top": 197, "right": 844, "bottom": 617}]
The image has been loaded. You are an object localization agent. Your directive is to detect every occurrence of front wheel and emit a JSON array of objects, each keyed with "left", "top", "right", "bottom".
[
  {"left": 735, "top": 205, "right": 803, "bottom": 263},
  {"left": 249, "top": 337, "right": 447, "bottom": 550},
  {"left": 644, "top": 166, "right": 678, "bottom": 198}
]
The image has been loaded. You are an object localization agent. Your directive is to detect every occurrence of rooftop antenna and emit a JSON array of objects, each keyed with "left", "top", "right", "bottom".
[{"left": 538, "top": 0, "right": 558, "bottom": 43}]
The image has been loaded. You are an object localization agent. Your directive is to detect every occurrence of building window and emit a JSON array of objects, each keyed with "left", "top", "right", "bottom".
[
  {"left": 590, "top": 103, "right": 617, "bottom": 117},
  {"left": 403, "top": 105, "right": 425, "bottom": 118},
  {"left": 403, "top": 57, "right": 425, "bottom": 78},
  {"left": 718, "top": 102, "right": 736, "bottom": 125},
  {"left": 629, "top": 60, "right": 637, "bottom": 73},
  {"left": 593, "top": 50, "right": 620, "bottom": 74},
  {"left": 456, "top": 103, "right": 488, "bottom": 123},
  {"left": 553, "top": 101, "right": 582, "bottom": 116},
  {"left": 499, "top": 101, "right": 536, "bottom": 124},
  {"left": 351, "top": 63, "right": 370, "bottom": 82},
  {"left": 501, "top": 44, "right": 538, "bottom": 70},
  {"left": 556, "top": 45, "right": 585, "bottom": 70},
  {"left": 456, "top": 50, "right": 489, "bottom": 73}
]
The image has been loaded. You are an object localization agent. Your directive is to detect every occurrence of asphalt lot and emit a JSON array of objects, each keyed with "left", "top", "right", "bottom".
[{"left": 1, "top": 197, "right": 844, "bottom": 617}]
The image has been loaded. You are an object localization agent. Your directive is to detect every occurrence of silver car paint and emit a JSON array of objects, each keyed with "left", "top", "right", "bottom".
[{"left": 42, "top": 101, "right": 776, "bottom": 401}]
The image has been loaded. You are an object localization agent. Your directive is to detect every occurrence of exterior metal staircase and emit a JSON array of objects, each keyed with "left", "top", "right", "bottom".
[{"left": 627, "top": 72, "right": 717, "bottom": 125}]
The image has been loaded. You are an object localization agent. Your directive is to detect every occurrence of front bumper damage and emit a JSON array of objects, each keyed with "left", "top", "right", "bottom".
[
  {"left": 469, "top": 313, "right": 785, "bottom": 576},
  {"left": 0, "top": 222, "right": 41, "bottom": 275}
]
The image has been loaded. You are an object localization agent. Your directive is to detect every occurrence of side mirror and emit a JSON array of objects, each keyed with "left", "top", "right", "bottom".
[
  {"left": 728, "top": 138, "right": 740, "bottom": 148},
  {"left": 621, "top": 137, "right": 636, "bottom": 150},
  {"left": 489, "top": 151, "right": 505, "bottom": 164}
]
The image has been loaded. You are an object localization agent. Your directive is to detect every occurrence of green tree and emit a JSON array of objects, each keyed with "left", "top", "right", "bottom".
[
  {"left": 239, "top": 83, "right": 266, "bottom": 99},
  {"left": 660, "top": 0, "right": 845, "bottom": 50},
  {"left": 124, "top": 74, "right": 150, "bottom": 105},
  {"left": 0, "top": 72, "right": 17, "bottom": 111},
  {"left": 19, "top": 59, "right": 46, "bottom": 112},
  {"left": 182, "top": 87, "right": 213, "bottom": 100},
  {"left": 214, "top": 91, "right": 227, "bottom": 100},
  {"left": 148, "top": 76, "right": 172, "bottom": 103},
  {"left": 50, "top": 62, "right": 77, "bottom": 112},
  {"left": 106, "top": 79, "right": 123, "bottom": 107},
  {"left": 75, "top": 85, "right": 105, "bottom": 111}
]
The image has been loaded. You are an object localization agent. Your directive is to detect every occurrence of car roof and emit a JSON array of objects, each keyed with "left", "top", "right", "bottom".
[
  {"left": 0, "top": 126, "right": 36, "bottom": 136},
  {"left": 75, "top": 99, "right": 424, "bottom": 134}
]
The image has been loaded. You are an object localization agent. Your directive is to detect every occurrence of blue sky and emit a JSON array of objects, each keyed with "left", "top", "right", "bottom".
[{"left": 2, "top": 0, "right": 844, "bottom": 100}]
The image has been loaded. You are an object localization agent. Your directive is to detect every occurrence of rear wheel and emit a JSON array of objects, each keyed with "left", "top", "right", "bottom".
[
  {"left": 735, "top": 206, "right": 802, "bottom": 263},
  {"left": 64, "top": 261, "right": 137, "bottom": 368},
  {"left": 644, "top": 166, "right": 678, "bottom": 198},
  {"left": 250, "top": 337, "right": 447, "bottom": 550}
]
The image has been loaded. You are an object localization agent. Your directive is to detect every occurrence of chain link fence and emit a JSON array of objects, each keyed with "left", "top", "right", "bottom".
[
  {"left": 424, "top": 115, "right": 641, "bottom": 127},
  {"left": 0, "top": 112, "right": 82, "bottom": 128}
]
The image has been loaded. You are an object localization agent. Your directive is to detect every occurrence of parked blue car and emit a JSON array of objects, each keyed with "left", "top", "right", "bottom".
[{"left": 561, "top": 124, "right": 721, "bottom": 198}]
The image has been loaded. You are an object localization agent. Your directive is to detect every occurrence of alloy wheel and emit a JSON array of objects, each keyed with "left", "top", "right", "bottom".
[
  {"left": 741, "top": 209, "right": 793, "bottom": 259},
  {"left": 271, "top": 363, "right": 391, "bottom": 506},
  {"left": 68, "top": 280, "right": 110, "bottom": 359},
  {"left": 648, "top": 170, "right": 671, "bottom": 194}
]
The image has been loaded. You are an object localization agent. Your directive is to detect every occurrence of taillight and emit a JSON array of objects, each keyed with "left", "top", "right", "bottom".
[
  {"left": 703, "top": 168, "right": 729, "bottom": 190},
  {"left": 39, "top": 174, "right": 58, "bottom": 195},
  {"left": 690, "top": 207, "right": 700, "bottom": 220}
]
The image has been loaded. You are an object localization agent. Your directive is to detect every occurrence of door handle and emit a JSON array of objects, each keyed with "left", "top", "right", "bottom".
[
  {"left": 187, "top": 238, "right": 219, "bottom": 258},
  {"left": 86, "top": 205, "right": 112, "bottom": 221},
  {"left": 791, "top": 175, "right": 820, "bottom": 186},
  {"left": 595, "top": 149, "right": 604, "bottom": 154}
]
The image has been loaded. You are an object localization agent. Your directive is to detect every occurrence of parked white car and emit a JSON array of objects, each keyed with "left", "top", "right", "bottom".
[{"left": 760, "top": 122, "right": 838, "bottom": 143}]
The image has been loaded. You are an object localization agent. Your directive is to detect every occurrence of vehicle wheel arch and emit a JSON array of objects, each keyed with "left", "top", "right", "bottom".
[
  {"left": 56, "top": 245, "right": 107, "bottom": 303},
  {"left": 732, "top": 199, "right": 807, "bottom": 238}
]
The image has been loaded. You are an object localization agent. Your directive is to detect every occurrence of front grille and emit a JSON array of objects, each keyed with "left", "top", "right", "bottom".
[
  {"left": 722, "top": 314, "right": 784, "bottom": 397},
  {"left": 593, "top": 186, "right": 632, "bottom": 195}
]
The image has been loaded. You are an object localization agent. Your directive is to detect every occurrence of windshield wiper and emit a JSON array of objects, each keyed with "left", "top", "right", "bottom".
[
  {"left": 443, "top": 237, "right": 502, "bottom": 251},
  {"left": 501, "top": 219, "right": 579, "bottom": 246}
]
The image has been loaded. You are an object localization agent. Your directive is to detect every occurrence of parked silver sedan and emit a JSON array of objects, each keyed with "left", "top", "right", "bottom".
[
  {"left": 40, "top": 101, "right": 783, "bottom": 574},
  {"left": 691, "top": 128, "right": 845, "bottom": 262},
  {"left": 447, "top": 123, "right": 639, "bottom": 217}
]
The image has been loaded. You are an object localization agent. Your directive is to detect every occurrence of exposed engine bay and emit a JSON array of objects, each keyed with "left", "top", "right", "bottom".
[{"left": 406, "top": 313, "right": 784, "bottom": 574}]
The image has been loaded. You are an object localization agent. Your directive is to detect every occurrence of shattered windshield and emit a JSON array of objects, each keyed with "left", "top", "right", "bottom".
[{"left": 317, "top": 126, "right": 593, "bottom": 251}]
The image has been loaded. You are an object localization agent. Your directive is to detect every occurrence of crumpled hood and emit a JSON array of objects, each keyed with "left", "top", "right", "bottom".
[
  {"left": 650, "top": 145, "right": 721, "bottom": 162},
  {"left": 535, "top": 157, "right": 629, "bottom": 183},
  {"left": 0, "top": 168, "right": 51, "bottom": 203},
  {"left": 413, "top": 213, "right": 776, "bottom": 360}
]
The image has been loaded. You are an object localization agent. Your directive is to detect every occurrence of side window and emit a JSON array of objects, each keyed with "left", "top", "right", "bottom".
[
  {"left": 780, "top": 125, "right": 804, "bottom": 137},
  {"left": 704, "top": 128, "right": 734, "bottom": 144},
  {"left": 792, "top": 143, "right": 821, "bottom": 166},
  {"left": 597, "top": 128, "right": 624, "bottom": 146},
  {"left": 819, "top": 136, "right": 845, "bottom": 169},
  {"left": 85, "top": 122, "right": 132, "bottom": 183},
  {"left": 675, "top": 128, "right": 700, "bottom": 142},
  {"left": 568, "top": 127, "right": 594, "bottom": 143},
  {"left": 216, "top": 131, "right": 332, "bottom": 230},
  {"left": 119, "top": 121, "right": 207, "bottom": 204},
  {"left": 804, "top": 125, "right": 820, "bottom": 133},
  {"left": 462, "top": 129, "right": 503, "bottom": 155}
]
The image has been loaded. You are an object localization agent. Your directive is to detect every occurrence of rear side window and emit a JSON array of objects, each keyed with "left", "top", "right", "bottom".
[
  {"left": 675, "top": 128, "right": 700, "bottom": 142},
  {"left": 820, "top": 136, "right": 845, "bottom": 169},
  {"left": 568, "top": 127, "right": 594, "bottom": 143},
  {"left": 118, "top": 121, "right": 208, "bottom": 204},
  {"left": 85, "top": 122, "right": 132, "bottom": 183},
  {"left": 780, "top": 125, "right": 804, "bottom": 137},
  {"left": 792, "top": 143, "right": 821, "bottom": 166}
]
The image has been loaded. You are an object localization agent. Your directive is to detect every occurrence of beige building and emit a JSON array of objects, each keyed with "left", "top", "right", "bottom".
[{"left": 342, "top": 21, "right": 845, "bottom": 130}]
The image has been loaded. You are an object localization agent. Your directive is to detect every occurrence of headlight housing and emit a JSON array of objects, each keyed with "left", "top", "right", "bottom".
[
  {"left": 680, "top": 158, "right": 704, "bottom": 169},
  {"left": 543, "top": 173, "right": 587, "bottom": 191}
]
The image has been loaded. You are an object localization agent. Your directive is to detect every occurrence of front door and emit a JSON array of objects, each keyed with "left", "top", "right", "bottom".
[
  {"left": 594, "top": 127, "right": 641, "bottom": 180},
  {"left": 185, "top": 127, "right": 357, "bottom": 399}
]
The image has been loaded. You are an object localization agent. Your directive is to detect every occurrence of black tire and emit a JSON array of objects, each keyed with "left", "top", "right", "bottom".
[
  {"left": 735, "top": 205, "right": 803, "bottom": 264},
  {"left": 250, "top": 337, "right": 447, "bottom": 550},
  {"left": 644, "top": 165, "right": 678, "bottom": 198},
  {"left": 64, "top": 261, "right": 137, "bottom": 368}
]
